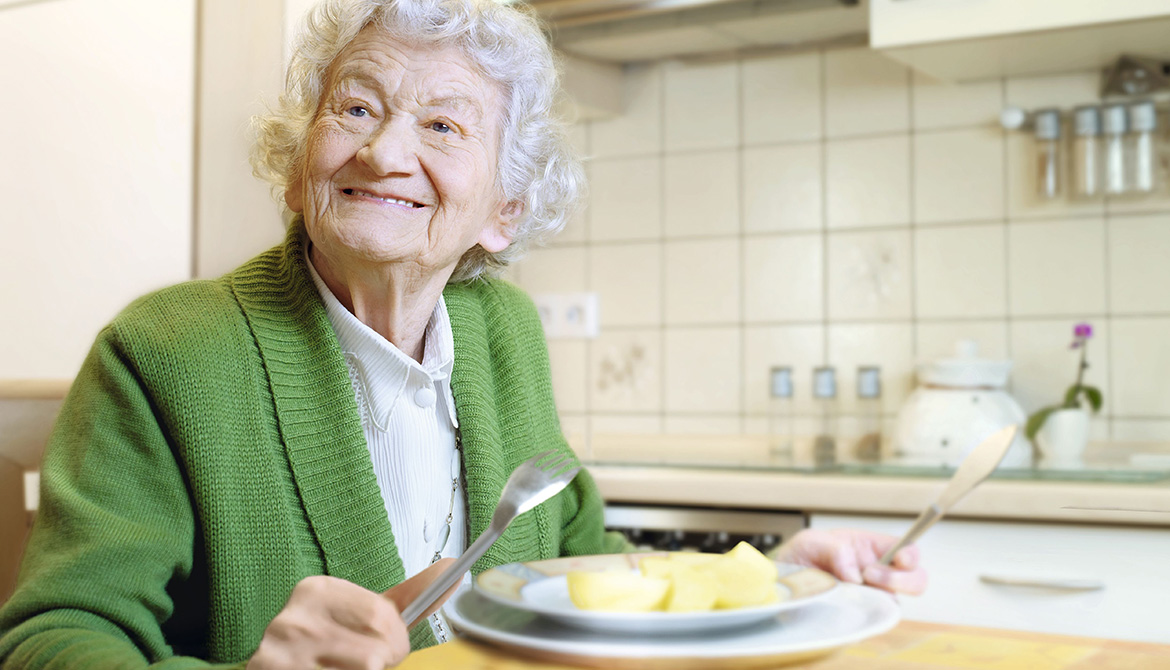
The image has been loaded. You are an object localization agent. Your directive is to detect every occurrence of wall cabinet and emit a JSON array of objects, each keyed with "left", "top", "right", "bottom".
[
  {"left": 871, "top": 0, "right": 1170, "bottom": 82},
  {"left": 810, "top": 513, "right": 1170, "bottom": 644}
]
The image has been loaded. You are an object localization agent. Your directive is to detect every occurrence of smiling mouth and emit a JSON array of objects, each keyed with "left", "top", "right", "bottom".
[{"left": 342, "top": 188, "right": 425, "bottom": 208}]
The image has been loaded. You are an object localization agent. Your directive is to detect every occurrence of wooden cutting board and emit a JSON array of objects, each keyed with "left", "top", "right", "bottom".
[{"left": 398, "top": 620, "right": 1170, "bottom": 669}]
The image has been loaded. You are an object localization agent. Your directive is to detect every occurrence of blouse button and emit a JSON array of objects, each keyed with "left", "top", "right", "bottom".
[{"left": 414, "top": 386, "right": 437, "bottom": 408}]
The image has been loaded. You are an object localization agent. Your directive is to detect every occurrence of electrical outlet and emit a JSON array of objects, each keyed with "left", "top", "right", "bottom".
[{"left": 531, "top": 292, "right": 599, "bottom": 339}]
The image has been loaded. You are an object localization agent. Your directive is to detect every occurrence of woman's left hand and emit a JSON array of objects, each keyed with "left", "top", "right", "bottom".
[{"left": 772, "top": 529, "right": 928, "bottom": 595}]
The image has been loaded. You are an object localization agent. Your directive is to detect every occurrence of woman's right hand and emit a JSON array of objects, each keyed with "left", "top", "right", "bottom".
[{"left": 247, "top": 558, "right": 458, "bottom": 670}]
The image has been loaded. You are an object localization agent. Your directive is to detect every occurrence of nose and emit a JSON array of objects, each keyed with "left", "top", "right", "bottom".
[{"left": 356, "top": 117, "right": 419, "bottom": 176}]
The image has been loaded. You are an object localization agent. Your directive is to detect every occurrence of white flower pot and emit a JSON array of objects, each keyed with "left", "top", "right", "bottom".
[{"left": 1035, "top": 408, "right": 1090, "bottom": 468}]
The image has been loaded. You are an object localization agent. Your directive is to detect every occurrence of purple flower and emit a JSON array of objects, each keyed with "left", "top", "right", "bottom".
[{"left": 1071, "top": 322, "right": 1093, "bottom": 348}]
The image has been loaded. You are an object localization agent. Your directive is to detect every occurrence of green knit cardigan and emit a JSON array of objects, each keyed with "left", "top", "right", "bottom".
[{"left": 0, "top": 226, "right": 625, "bottom": 668}]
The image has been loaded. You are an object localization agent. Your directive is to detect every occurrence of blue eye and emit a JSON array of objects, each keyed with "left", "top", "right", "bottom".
[
  {"left": 430, "top": 121, "right": 452, "bottom": 134},
  {"left": 346, "top": 106, "right": 369, "bottom": 118}
]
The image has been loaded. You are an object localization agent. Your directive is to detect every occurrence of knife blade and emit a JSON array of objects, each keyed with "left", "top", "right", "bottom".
[{"left": 878, "top": 424, "right": 1019, "bottom": 565}]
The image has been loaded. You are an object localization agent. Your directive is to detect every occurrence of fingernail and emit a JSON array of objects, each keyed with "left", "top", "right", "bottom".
[
  {"left": 844, "top": 566, "right": 863, "bottom": 584},
  {"left": 863, "top": 566, "right": 884, "bottom": 585}
]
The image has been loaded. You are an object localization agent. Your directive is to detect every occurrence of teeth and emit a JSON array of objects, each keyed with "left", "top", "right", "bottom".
[{"left": 351, "top": 189, "right": 419, "bottom": 207}]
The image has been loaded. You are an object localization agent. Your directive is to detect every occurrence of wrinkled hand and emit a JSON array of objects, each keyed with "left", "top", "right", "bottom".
[
  {"left": 247, "top": 557, "right": 459, "bottom": 670},
  {"left": 773, "top": 529, "right": 927, "bottom": 595}
]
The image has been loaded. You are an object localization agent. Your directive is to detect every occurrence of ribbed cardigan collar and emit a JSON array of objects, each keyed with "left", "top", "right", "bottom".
[
  {"left": 228, "top": 224, "right": 409, "bottom": 593},
  {"left": 226, "top": 225, "right": 529, "bottom": 609}
]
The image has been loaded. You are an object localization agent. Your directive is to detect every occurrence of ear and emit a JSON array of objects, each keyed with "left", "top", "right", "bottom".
[
  {"left": 284, "top": 178, "right": 304, "bottom": 214},
  {"left": 477, "top": 200, "right": 524, "bottom": 253}
]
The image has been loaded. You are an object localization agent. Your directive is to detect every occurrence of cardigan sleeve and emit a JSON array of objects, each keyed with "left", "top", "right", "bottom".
[{"left": 0, "top": 327, "right": 243, "bottom": 670}]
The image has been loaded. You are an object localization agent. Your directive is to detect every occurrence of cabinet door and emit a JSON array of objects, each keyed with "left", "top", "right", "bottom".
[
  {"left": 0, "top": 0, "right": 195, "bottom": 379},
  {"left": 810, "top": 513, "right": 1170, "bottom": 644},
  {"left": 870, "top": 0, "right": 1170, "bottom": 49}
]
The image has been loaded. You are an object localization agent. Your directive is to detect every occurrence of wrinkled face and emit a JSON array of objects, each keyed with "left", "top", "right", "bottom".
[{"left": 286, "top": 25, "right": 518, "bottom": 276}]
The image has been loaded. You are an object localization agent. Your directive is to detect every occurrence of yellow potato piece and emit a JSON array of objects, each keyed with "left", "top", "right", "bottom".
[
  {"left": 639, "top": 557, "right": 675, "bottom": 580},
  {"left": 696, "top": 555, "right": 779, "bottom": 609},
  {"left": 662, "top": 565, "right": 718, "bottom": 613},
  {"left": 567, "top": 571, "right": 669, "bottom": 612},
  {"left": 726, "top": 541, "right": 779, "bottom": 582}
]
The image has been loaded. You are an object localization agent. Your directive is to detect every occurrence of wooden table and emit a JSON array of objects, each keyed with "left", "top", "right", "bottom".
[{"left": 399, "top": 621, "right": 1170, "bottom": 669}]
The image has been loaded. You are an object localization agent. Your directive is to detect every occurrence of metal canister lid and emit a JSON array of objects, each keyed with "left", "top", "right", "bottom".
[
  {"left": 769, "top": 366, "right": 793, "bottom": 399},
  {"left": 1129, "top": 100, "right": 1158, "bottom": 133},
  {"left": 1033, "top": 108, "right": 1062, "bottom": 140},
  {"left": 857, "top": 366, "right": 882, "bottom": 399},
  {"left": 1103, "top": 103, "right": 1129, "bottom": 135},
  {"left": 813, "top": 366, "right": 836, "bottom": 399},
  {"left": 1073, "top": 105, "right": 1101, "bottom": 136}
]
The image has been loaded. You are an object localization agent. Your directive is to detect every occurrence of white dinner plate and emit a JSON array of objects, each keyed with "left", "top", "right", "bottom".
[
  {"left": 471, "top": 553, "right": 839, "bottom": 636},
  {"left": 444, "top": 582, "right": 900, "bottom": 669}
]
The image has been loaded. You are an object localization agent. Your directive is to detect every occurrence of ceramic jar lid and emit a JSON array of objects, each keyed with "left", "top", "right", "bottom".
[{"left": 917, "top": 340, "right": 1012, "bottom": 389}]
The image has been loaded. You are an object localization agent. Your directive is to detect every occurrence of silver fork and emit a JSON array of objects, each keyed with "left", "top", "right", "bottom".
[{"left": 399, "top": 448, "right": 581, "bottom": 628}]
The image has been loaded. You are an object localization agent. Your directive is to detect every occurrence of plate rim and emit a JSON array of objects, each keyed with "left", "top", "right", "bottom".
[
  {"left": 473, "top": 552, "right": 839, "bottom": 633},
  {"left": 445, "top": 582, "right": 902, "bottom": 661}
]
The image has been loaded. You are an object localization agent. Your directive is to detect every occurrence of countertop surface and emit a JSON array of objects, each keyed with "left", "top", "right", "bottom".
[
  {"left": 588, "top": 463, "right": 1170, "bottom": 527},
  {"left": 400, "top": 620, "right": 1170, "bottom": 669}
]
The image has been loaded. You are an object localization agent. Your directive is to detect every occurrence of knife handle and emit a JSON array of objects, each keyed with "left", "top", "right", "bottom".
[{"left": 878, "top": 503, "right": 943, "bottom": 566}]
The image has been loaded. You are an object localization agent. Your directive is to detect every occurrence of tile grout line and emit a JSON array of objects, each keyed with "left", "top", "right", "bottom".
[
  {"left": 819, "top": 49, "right": 831, "bottom": 371},
  {"left": 737, "top": 57, "right": 748, "bottom": 434},
  {"left": 658, "top": 63, "right": 667, "bottom": 434}
]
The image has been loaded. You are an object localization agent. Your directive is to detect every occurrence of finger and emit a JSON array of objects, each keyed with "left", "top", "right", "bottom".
[
  {"left": 892, "top": 544, "right": 920, "bottom": 570},
  {"left": 863, "top": 564, "right": 928, "bottom": 595},
  {"left": 384, "top": 557, "right": 461, "bottom": 624},
  {"left": 316, "top": 627, "right": 410, "bottom": 670},
  {"left": 827, "top": 543, "right": 864, "bottom": 585}
]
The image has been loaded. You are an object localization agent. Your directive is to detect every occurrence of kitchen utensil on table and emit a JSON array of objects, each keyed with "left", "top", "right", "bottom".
[
  {"left": 892, "top": 340, "right": 1031, "bottom": 467},
  {"left": 400, "top": 449, "right": 580, "bottom": 628},
  {"left": 472, "top": 554, "right": 838, "bottom": 635},
  {"left": 443, "top": 582, "right": 899, "bottom": 669},
  {"left": 879, "top": 424, "right": 1018, "bottom": 565}
]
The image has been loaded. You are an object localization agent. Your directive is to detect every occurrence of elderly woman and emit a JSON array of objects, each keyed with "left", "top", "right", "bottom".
[{"left": 0, "top": 0, "right": 924, "bottom": 667}]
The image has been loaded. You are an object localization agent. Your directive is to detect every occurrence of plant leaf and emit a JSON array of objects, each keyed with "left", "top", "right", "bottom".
[
  {"left": 1062, "top": 385, "right": 1080, "bottom": 408},
  {"left": 1025, "top": 406, "right": 1059, "bottom": 441},
  {"left": 1081, "top": 385, "right": 1103, "bottom": 412}
]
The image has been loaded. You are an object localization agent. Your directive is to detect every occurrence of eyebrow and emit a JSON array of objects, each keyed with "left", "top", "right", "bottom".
[{"left": 424, "top": 95, "right": 483, "bottom": 119}]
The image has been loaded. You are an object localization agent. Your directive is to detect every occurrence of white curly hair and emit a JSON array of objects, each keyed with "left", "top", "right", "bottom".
[{"left": 252, "top": 0, "right": 585, "bottom": 281}]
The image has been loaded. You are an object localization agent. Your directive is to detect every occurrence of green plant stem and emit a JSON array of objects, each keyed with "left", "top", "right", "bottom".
[{"left": 1066, "top": 342, "right": 1088, "bottom": 408}]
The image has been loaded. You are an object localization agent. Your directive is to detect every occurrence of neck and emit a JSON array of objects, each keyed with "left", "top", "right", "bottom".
[{"left": 310, "top": 244, "right": 451, "bottom": 362}]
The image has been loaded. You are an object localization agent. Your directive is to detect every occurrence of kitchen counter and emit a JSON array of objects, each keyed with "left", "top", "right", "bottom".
[
  {"left": 588, "top": 463, "right": 1170, "bottom": 527},
  {"left": 400, "top": 620, "right": 1170, "bottom": 669}
]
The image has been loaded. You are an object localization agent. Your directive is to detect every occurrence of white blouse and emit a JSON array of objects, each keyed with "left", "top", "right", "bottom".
[{"left": 305, "top": 251, "right": 466, "bottom": 639}]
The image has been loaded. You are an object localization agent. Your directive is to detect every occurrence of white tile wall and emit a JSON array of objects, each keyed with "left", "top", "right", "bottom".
[
  {"left": 911, "top": 72, "right": 1003, "bottom": 132},
  {"left": 913, "top": 128, "right": 1005, "bottom": 224},
  {"left": 663, "top": 150, "right": 739, "bottom": 238},
  {"left": 743, "top": 142, "right": 823, "bottom": 233},
  {"left": 1109, "top": 212, "right": 1170, "bottom": 314},
  {"left": 743, "top": 234, "right": 823, "bottom": 323},
  {"left": 826, "top": 135, "right": 911, "bottom": 229},
  {"left": 741, "top": 52, "right": 821, "bottom": 144},
  {"left": 827, "top": 229, "right": 913, "bottom": 321},
  {"left": 824, "top": 48, "right": 910, "bottom": 138},
  {"left": 591, "top": 63, "right": 662, "bottom": 159},
  {"left": 664, "top": 238, "right": 740, "bottom": 325},
  {"left": 589, "top": 328, "right": 662, "bottom": 413},
  {"left": 588, "top": 157, "right": 662, "bottom": 242},
  {"left": 1009, "top": 218, "right": 1107, "bottom": 317},
  {"left": 663, "top": 60, "right": 738, "bottom": 152},
  {"left": 589, "top": 242, "right": 661, "bottom": 327},
  {"left": 664, "top": 327, "right": 741, "bottom": 413},
  {"left": 511, "top": 50, "right": 1170, "bottom": 448},
  {"left": 914, "top": 224, "right": 1007, "bottom": 319}
]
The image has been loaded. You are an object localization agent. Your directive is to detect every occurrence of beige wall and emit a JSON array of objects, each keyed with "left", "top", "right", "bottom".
[{"left": 510, "top": 48, "right": 1170, "bottom": 452}]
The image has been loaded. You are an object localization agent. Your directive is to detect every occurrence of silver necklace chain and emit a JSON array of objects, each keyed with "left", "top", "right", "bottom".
[{"left": 428, "top": 429, "right": 461, "bottom": 643}]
